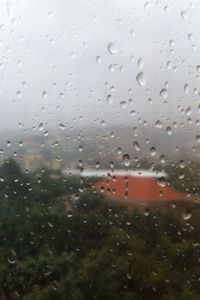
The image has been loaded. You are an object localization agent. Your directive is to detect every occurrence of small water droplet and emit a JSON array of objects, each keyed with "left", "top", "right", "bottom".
[
  {"left": 160, "top": 88, "right": 168, "bottom": 100},
  {"left": 155, "top": 120, "right": 163, "bottom": 128},
  {"left": 166, "top": 126, "right": 172, "bottom": 135},
  {"left": 188, "top": 33, "right": 193, "bottom": 41},
  {"left": 78, "top": 145, "right": 83, "bottom": 152},
  {"left": 144, "top": 208, "right": 150, "bottom": 216},
  {"left": 184, "top": 84, "right": 189, "bottom": 94},
  {"left": 157, "top": 176, "right": 167, "bottom": 187},
  {"left": 95, "top": 161, "right": 100, "bottom": 169},
  {"left": 16, "top": 91, "right": 21, "bottom": 98},
  {"left": 42, "top": 91, "right": 47, "bottom": 99},
  {"left": 136, "top": 72, "right": 146, "bottom": 86},
  {"left": 185, "top": 106, "right": 192, "bottom": 116},
  {"left": 108, "top": 42, "right": 119, "bottom": 54},
  {"left": 182, "top": 210, "right": 192, "bottom": 220},
  {"left": 117, "top": 147, "right": 122, "bottom": 155},
  {"left": 39, "top": 122, "right": 44, "bottom": 131},
  {"left": 196, "top": 135, "right": 200, "bottom": 143},
  {"left": 107, "top": 94, "right": 113, "bottom": 104},
  {"left": 7, "top": 141, "right": 11, "bottom": 147},
  {"left": 181, "top": 11, "right": 188, "bottom": 20},
  {"left": 196, "top": 65, "right": 200, "bottom": 73},
  {"left": 59, "top": 123, "right": 66, "bottom": 130},
  {"left": 133, "top": 141, "right": 140, "bottom": 151},
  {"left": 160, "top": 154, "right": 166, "bottom": 164},
  {"left": 137, "top": 58, "right": 144, "bottom": 69},
  {"left": 150, "top": 147, "right": 156, "bottom": 156},
  {"left": 122, "top": 153, "right": 130, "bottom": 167},
  {"left": 96, "top": 56, "right": 102, "bottom": 63},
  {"left": 120, "top": 101, "right": 127, "bottom": 109}
]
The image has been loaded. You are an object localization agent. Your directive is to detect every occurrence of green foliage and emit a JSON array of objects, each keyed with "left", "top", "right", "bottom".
[{"left": 0, "top": 159, "right": 200, "bottom": 299}]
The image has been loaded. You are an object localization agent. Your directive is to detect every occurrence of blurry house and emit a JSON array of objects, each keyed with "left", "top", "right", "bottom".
[{"left": 94, "top": 170, "right": 188, "bottom": 212}]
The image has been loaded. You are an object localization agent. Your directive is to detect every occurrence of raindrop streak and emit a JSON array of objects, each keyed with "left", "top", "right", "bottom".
[{"left": 136, "top": 72, "right": 146, "bottom": 86}]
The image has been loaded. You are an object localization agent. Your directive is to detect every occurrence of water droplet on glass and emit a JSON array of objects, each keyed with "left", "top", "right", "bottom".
[
  {"left": 185, "top": 106, "right": 192, "bottom": 116},
  {"left": 108, "top": 42, "right": 119, "bottom": 54},
  {"left": 144, "top": 1, "right": 150, "bottom": 10},
  {"left": 160, "top": 154, "right": 166, "bottom": 164},
  {"left": 39, "top": 122, "right": 44, "bottom": 131},
  {"left": 188, "top": 33, "right": 193, "bottom": 41},
  {"left": 160, "top": 88, "right": 168, "bottom": 100},
  {"left": 117, "top": 147, "right": 122, "bottom": 155},
  {"left": 96, "top": 56, "right": 102, "bottom": 63},
  {"left": 78, "top": 145, "right": 83, "bottom": 152},
  {"left": 107, "top": 94, "right": 113, "bottom": 104},
  {"left": 137, "top": 58, "right": 144, "bottom": 69},
  {"left": 166, "top": 126, "right": 172, "bottom": 135},
  {"left": 182, "top": 210, "right": 192, "bottom": 220},
  {"left": 181, "top": 11, "right": 188, "bottom": 20},
  {"left": 136, "top": 72, "right": 146, "bottom": 86},
  {"left": 120, "top": 101, "right": 127, "bottom": 109},
  {"left": 7, "top": 249, "right": 17, "bottom": 265},
  {"left": 184, "top": 84, "right": 189, "bottom": 94},
  {"left": 95, "top": 161, "right": 100, "bottom": 169},
  {"left": 196, "top": 65, "right": 200, "bottom": 73},
  {"left": 150, "top": 147, "right": 156, "bottom": 156},
  {"left": 122, "top": 153, "right": 130, "bottom": 167},
  {"left": 155, "top": 120, "right": 163, "bottom": 128},
  {"left": 59, "top": 123, "right": 66, "bottom": 130},
  {"left": 42, "top": 91, "right": 47, "bottom": 99},
  {"left": 158, "top": 176, "right": 167, "bottom": 187},
  {"left": 144, "top": 208, "right": 150, "bottom": 216},
  {"left": 196, "top": 135, "right": 200, "bottom": 143},
  {"left": 133, "top": 141, "right": 140, "bottom": 151},
  {"left": 16, "top": 91, "right": 21, "bottom": 98}
]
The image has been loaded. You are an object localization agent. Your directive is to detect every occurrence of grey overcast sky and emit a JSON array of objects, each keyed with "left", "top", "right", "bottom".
[{"left": 0, "top": 0, "right": 200, "bottom": 132}]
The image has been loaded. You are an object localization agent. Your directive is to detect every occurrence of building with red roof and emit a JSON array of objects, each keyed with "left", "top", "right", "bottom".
[{"left": 94, "top": 170, "right": 187, "bottom": 210}]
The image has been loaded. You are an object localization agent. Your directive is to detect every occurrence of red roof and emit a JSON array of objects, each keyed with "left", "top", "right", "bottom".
[{"left": 95, "top": 176, "right": 186, "bottom": 202}]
